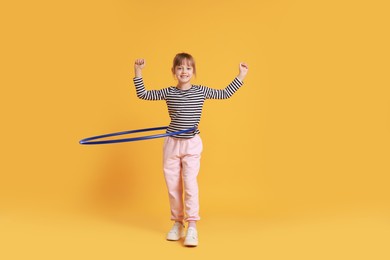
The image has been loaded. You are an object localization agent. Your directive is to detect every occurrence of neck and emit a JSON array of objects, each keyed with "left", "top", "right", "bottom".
[{"left": 176, "top": 82, "right": 192, "bottom": 90}]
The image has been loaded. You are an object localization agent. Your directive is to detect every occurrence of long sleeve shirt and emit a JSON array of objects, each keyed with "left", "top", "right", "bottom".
[{"left": 133, "top": 77, "right": 243, "bottom": 138}]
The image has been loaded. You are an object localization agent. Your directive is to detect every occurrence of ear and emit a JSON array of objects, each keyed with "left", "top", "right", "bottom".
[{"left": 171, "top": 67, "right": 175, "bottom": 74}]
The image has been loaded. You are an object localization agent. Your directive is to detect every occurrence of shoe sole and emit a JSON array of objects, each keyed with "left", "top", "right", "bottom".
[
  {"left": 166, "top": 233, "right": 185, "bottom": 241},
  {"left": 167, "top": 238, "right": 180, "bottom": 241},
  {"left": 184, "top": 242, "right": 198, "bottom": 247}
]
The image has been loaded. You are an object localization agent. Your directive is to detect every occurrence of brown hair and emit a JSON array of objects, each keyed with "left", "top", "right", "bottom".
[{"left": 172, "top": 53, "right": 196, "bottom": 76}]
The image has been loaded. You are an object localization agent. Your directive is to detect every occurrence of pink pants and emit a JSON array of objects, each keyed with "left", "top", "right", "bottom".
[{"left": 163, "top": 134, "right": 203, "bottom": 222}]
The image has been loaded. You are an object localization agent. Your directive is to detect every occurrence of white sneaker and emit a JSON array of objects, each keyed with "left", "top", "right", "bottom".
[
  {"left": 166, "top": 222, "right": 185, "bottom": 241},
  {"left": 184, "top": 227, "right": 198, "bottom": 247}
]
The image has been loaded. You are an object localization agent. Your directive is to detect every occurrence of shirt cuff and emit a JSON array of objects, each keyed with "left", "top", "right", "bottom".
[{"left": 235, "top": 77, "right": 243, "bottom": 84}]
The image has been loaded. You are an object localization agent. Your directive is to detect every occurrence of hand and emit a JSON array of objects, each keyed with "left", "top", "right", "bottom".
[
  {"left": 134, "top": 59, "right": 145, "bottom": 77},
  {"left": 237, "top": 62, "right": 249, "bottom": 82},
  {"left": 135, "top": 59, "right": 145, "bottom": 69}
]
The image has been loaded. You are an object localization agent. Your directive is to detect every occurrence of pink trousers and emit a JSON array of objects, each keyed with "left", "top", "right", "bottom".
[{"left": 163, "top": 134, "right": 203, "bottom": 222}]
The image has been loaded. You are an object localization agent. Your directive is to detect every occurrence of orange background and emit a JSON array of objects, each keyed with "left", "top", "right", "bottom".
[{"left": 1, "top": 0, "right": 389, "bottom": 259}]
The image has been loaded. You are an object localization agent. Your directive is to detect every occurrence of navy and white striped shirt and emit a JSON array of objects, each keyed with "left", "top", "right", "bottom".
[{"left": 133, "top": 77, "right": 243, "bottom": 138}]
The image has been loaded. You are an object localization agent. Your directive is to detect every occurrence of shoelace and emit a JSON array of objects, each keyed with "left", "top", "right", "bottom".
[
  {"left": 170, "top": 223, "right": 184, "bottom": 233},
  {"left": 186, "top": 228, "right": 197, "bottom": 238}
]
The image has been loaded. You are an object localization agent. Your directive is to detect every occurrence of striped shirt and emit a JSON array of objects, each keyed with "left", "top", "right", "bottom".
[{"left": 133, "top": 77, "right": 244, "bottom": 138}]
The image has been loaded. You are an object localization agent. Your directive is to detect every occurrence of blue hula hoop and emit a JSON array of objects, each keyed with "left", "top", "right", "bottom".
[{"left": 79, "top": 126, "right": 196, "bottom": 145}]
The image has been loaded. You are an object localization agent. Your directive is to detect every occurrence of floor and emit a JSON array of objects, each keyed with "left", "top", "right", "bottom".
[{"left": 1, "top": 206, "right": 389, "bottom": 260}]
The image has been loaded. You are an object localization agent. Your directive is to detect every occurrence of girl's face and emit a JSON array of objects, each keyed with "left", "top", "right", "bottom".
[{"left": 173, "top": 61, "right": 194, "bottom": 85}]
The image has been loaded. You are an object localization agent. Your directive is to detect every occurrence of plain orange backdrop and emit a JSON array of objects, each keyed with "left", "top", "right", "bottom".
[{"left": 1, "top": 0, "right": 389, "bottom": 259}]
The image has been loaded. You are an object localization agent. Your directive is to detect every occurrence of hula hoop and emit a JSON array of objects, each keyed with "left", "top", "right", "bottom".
[{"left": 79, "top": 126, "right": 196, "bottom": 145}]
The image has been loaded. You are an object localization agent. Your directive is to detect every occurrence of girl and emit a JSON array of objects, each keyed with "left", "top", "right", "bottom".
[{"left": 133, "top": 53, "right": 248, "bottom": 247}]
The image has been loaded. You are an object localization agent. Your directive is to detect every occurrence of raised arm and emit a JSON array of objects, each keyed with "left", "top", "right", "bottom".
[
  {"left": 202, "top": 62, "right": 249, "bottom": 99},
  {"left": 133, "top": 58, "right": 169, "bottom": 100}
]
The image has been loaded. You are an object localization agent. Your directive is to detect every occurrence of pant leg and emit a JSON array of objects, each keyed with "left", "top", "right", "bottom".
[
  {"left": 181, "top": 135, "right": 203, "bottom": 222},
  {"left": 163, "top": 137, "right": 184, "bottom": 222}
]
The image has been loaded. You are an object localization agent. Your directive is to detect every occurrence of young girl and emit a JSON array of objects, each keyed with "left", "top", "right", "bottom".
[{"left": 133, "top": 53, "right": 248, "bottom": 247}]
